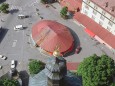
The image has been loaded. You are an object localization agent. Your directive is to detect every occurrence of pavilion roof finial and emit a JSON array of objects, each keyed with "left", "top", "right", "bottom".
[{"left": 53, "top": 45, "right": 60, "bottom": 57}]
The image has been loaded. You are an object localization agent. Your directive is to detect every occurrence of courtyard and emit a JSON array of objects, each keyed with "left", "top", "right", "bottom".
[{"left": 0, "top": 0, "right": 115, "bottom": 77}]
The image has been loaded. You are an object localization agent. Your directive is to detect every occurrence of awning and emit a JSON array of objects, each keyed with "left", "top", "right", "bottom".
[{"left": 85, "top": 28, "right": 95, "bottom": 37}]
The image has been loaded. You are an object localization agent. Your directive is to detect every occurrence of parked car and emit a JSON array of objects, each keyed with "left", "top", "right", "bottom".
[
  {"left": 14, "top": 25, "right": 23, "bottom": 31},
  {"left": 18, "top": 14, "right": 26, "bottom": 19},
  {"left": 0, "top": 65, "right": 2, "bottom": 69},
  {"left": 0, "top": 55, "right": 7, "bottom": 60},
  {"left": 0, "top": 26, "right": 2, "bottom": 32},
  {"left": 18, "top": 14, "right": 30, "bottom": 19},
  {"left": 75, "top": 46, "right": 81, "bottom": 54},
  {"left": 11, "top": 60, "right": 15, "bottom": 68}
]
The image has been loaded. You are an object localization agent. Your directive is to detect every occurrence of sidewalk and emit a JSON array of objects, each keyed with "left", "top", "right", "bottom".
[{"left": 67, "top": 62, "right": 80, "bottom": 71}]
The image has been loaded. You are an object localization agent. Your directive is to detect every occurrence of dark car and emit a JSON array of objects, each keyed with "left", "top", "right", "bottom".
[
  {"left": 0, "top": 26, "right": 2, "bottom": 30},
  {"left": 75, "top": 46, "right": 81, "bottom": 54}
]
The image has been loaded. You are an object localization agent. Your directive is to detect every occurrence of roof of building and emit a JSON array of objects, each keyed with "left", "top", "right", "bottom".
[
  {"left": 29, "top": 69, "right": 82, "bottom": 86},
  {"left": 91, "top": 0, "right": 115, "bottom": 17},
  {"left": 74, "top": 12, "right": 115, "bottom": 49},
  {"left": 32, "top": 20, "right": 74, "bottom": 53},
  {"left": 60, "top": 0, "right": 82, "bottom": 11},
  {"left": 44, "top": 57, "right": 67, "bottom": 80}
]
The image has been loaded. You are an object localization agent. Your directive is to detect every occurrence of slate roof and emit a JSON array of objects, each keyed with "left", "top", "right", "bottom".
[{"left": 29, "top": 70, "right": 82, "bottom": 86}]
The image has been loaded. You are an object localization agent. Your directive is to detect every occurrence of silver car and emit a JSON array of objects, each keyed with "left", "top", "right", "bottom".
[{"left": 11, "top": 60, "right": 15, "bottom": 68}]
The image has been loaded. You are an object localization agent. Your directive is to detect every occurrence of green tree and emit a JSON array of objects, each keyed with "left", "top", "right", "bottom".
[
  {"left": 0, "top": 3, "right": 9, "bottom": 13},
  {"left": 28, "top": 60, "right": 45, "bottom": 74},
  {"left": 60, "top": 6, "right": 68, "bottom": 19},
  {"left": 40, "top": 0, "right": 47, "bottom": 4},
  {"left": 77, "top": 54, "right": 115, "bottom": 86},
  {"left": 0, "top": 79, "right": 19, "bottom": 86}
]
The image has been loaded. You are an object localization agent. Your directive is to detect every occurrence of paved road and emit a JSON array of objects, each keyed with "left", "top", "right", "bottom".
[{"left": 0, "top": 1, "right": 115, "bottom": 77}]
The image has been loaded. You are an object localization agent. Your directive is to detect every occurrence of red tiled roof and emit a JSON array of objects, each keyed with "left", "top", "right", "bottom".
[
  {"left": 32, "top": 20, "right": 74, "bottom": 53},
  {"left": 67, "top": 62, "right": 80, "bottom": 70},
  {"left": 60, "top": 0, "right": 82, "bottom": 11},
  {"left": 91, "top": 0, "right": 115, "bottom": 17},
  {"left": 74, "top": 12, "right": 115, "bottom": 49}
]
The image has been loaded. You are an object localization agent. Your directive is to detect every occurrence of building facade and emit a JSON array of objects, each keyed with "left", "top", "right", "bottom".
[
  {"left": 59, "top": 0, "right": 115, "bottom": 52},
  {"left": 81, "top": 0, "right": 115, "bottom": 35}
]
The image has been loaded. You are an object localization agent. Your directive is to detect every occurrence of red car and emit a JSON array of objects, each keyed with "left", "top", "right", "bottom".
[{"left": 75, "top": 46, "right": 81, "bottom": 54}]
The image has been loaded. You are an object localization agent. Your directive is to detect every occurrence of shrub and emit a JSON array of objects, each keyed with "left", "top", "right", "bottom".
[
  {"left": 0, "top": 78, "right": 19, "bottom": 86},
  {"left": 60, "top": 6, "right": 68, "bottom": 19},
  {"left": 0, "top": 3, "right": 9, "bottom": 13},
  {"left": 40, "top": 0, "right": 47, "bottom": 4},
  {"left": 28, "top": 60, "right": 45, "bottom": 74}
]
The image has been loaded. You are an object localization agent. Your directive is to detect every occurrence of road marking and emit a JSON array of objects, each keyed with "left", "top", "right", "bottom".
[
  {"left": 10, "top": 5, "right": 22, "bottom": 11},
  {"left": 12, "top": 40, "right": 17, "bottom": 47}
]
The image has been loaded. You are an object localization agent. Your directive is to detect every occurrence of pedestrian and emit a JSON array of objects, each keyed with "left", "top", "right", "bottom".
[
  {"left": 1, "top": 19, "right": 4, "bottom": 22},
  {"left": 36, "top": 8, "right": 39, "bottom": 11}
]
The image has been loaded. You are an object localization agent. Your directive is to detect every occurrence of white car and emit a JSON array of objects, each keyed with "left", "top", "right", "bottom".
[
  {"left": 11, "top": 60, "right": 15, "bottom": 68},
  {"left": 14, "top": 25, "right": 23, "bottom": 31},
  {"left": 18, "top": 14, "right": 25, "bottom": 19},
  {"left": 0, "top": 55, "right": 7, "bottom": 60}
]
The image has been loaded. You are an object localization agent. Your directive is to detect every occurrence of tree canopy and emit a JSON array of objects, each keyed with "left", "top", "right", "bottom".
[
  {"left": 0, "top": 79, "right": 19, "bottom": 86},
  {"left": 0, "top": 3, "right": 9, "bottom": 13},
  {"left": 60, "top": 6, "right": 68, "bottom": 18},
  {"left": 28, "top": 60, "right": 45, "bottom": 74},
  {"left": 77, "top": 54, "right": 115, "bottom": 86}
]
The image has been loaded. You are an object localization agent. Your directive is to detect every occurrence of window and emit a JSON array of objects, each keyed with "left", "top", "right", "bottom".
[
  {"left": 92, "top": 15, "right": 95, "bottom": 20},
  {"left": 107, "top": 26, "right": 111, "bottom": 31},
  {"left": 99, "top": 21, "right": 103, "bottom": 26},
  {"left": 86, "top": 0, "right": 90, "bottom": 4},
  {"left": 100, "top": 15, "right": 105, "bottom": 20},
  {"left": 84, "top": 10, "right": 88, "bottom": 15},
  {"left": 110, "top": 16, "right": 114, "bottom": 21},
  {"left": 85, "top": 5, "right": 89, "bottom": 10},
  {"left": 108, "top": 21, "right": 113, "bottom": 26},
  {"left": 93, "top": 10, "right": 97, "bottom": 15},
  {"left": 94, "top": 5, "right": 98, "bottom": 10},
  {"left": 102, "top": 11, "right": 106, "bottom": 15}
]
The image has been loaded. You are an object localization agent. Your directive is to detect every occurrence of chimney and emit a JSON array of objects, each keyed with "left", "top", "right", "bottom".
[
  {"left": 105, "top": 2, "right": 108, "bottom": 7},
  {"left": 110, "top": 6, "right": 115, "bottom": 12}
]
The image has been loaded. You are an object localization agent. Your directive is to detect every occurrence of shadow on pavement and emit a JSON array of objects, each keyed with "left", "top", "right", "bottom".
[
  {"left": 0, "top": 0, "right": 6, "bottom": 3},
  {"left": 0, "top": 28, "right": 8, "bottom": 43},
  {"left": 19, "top": 70, "right": 29, "bottom": 86},
  {"left": 63, "top": 27, "right": 80, "bottom": 57},
  {"left": 10, "top": 9, "right": 19, "bottom": 14}
]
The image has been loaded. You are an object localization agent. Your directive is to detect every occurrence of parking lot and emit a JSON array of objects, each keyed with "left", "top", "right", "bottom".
[{"left": 0, "top": 0, "right": 115, "bottom": 77}]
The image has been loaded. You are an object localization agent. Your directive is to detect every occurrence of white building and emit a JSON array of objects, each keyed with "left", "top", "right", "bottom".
[{"left": 81, "top": 0, "right": 115, "bottom": 35}]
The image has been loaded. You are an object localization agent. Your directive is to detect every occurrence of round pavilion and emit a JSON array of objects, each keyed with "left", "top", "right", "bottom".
[{"left": 32, "top": 20, "right": 74, "bottom": 55}]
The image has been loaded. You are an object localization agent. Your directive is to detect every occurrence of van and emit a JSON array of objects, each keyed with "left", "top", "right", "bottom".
[
  {"left": 18, "top": 14, "right": 25, "bottom": 19},
  {"left": 14, "top": 25, "right": 23, "bottom": 31}
]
